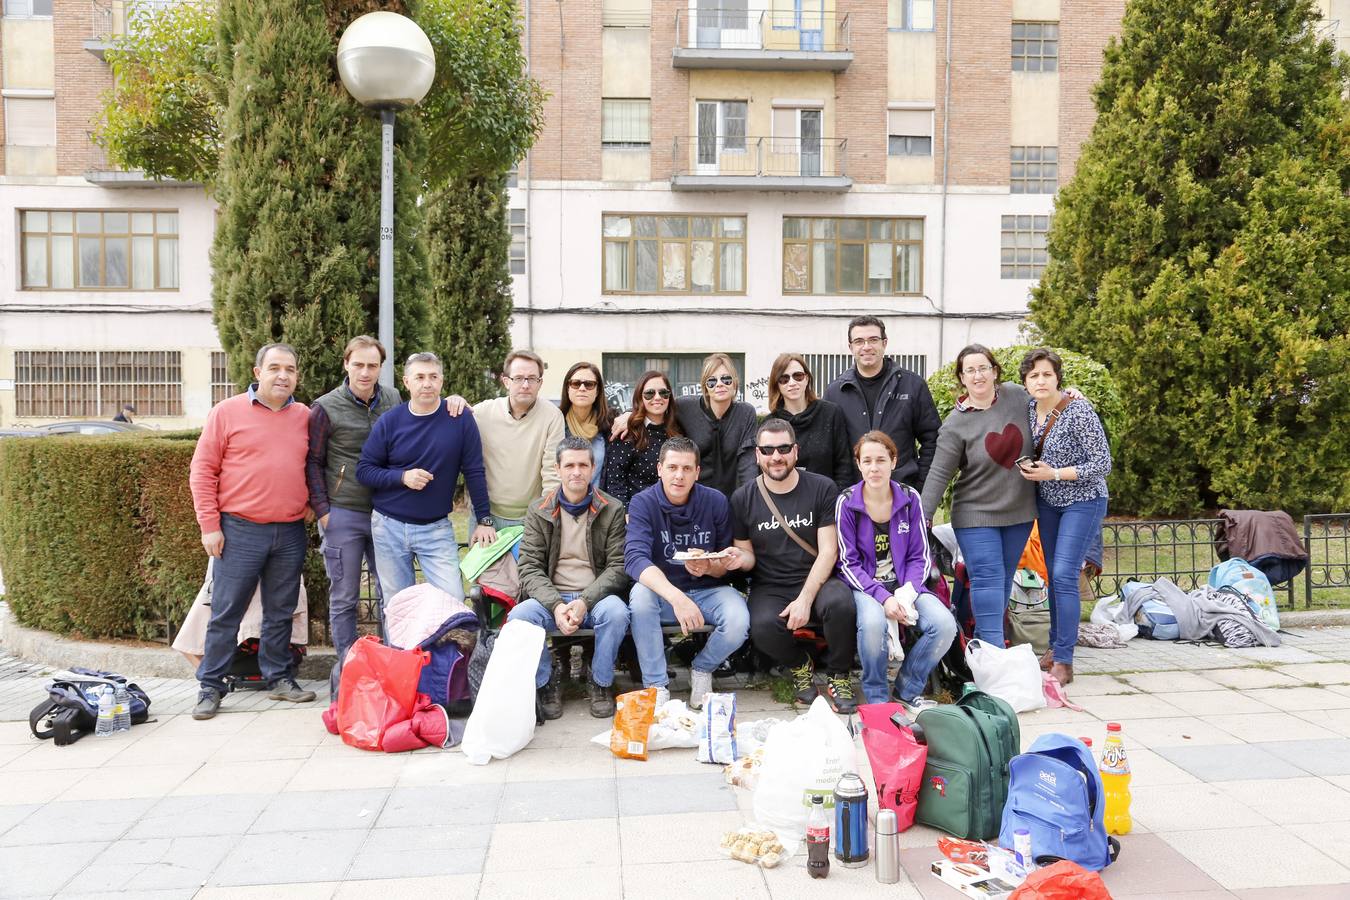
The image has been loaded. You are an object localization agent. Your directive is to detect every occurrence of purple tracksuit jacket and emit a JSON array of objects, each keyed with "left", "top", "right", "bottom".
[{"left": 834, "top": 480, "right": 932, "bottom": 605}]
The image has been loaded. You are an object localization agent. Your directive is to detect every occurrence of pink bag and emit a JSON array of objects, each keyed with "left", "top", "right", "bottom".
[{"left": 858, "top": 703, "right": 928, "bottom": 830}]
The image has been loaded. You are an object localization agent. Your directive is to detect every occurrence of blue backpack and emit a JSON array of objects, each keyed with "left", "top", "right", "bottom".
[
  {"left": 1121, "top": 582, "right": 1179, "bottom": 640},
  {"left": 998, "top": 734, "right": 1119, "bottom": 871},
  {"left": 1208, "top": 558, "right": 1280, "bottom": 631}
]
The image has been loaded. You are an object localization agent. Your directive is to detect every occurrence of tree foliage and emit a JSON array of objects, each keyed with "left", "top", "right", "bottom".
[{"left": 1029, "top": 0, "right": 1350, "bottom": 515}]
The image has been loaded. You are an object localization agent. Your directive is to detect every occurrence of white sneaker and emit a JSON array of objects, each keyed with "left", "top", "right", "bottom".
[
  {"left": 689, "top": 670, "right": 714, "bottom": 710},
  {"left": 653, "top": 686, "right": 671, "bottom": 707}
]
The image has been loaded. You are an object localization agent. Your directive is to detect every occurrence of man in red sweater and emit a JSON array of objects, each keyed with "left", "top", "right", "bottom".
[{"left": 188, "top": 343, "right": 315, "bottom": 720}]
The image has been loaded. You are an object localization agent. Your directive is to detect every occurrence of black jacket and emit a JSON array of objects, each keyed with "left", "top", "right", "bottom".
[
  {"left": 822, "top": 361, "right": 941, "bottom": 491},
  {"left": 772, "top": 399, "right": 854, "bottom": 492},
  {"left": 675, "top": 395, "right": 758, "bottom": 498}
]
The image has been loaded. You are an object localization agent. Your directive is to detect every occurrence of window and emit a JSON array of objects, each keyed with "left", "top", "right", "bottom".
[
  {"left": 20, "top": 209, "right": 179, "bottom": 291},
  {"left": 602, "top": 99, "right": 651, "bottom": 149},
  {"left": 4, "top": 0, "right": 53, "bottom": 16},
  {"left": 602, "top": 353, "right": 747, "bottom": 409},
  {"left": 1011, "top": 146, "right": 1058, "bottom": 193},
  {"left": 888, "top": 0, "right": 934, "bottom": 30},
  {"left": 602, "top": 0, "right": 650, "bottom": 27},
  {"left": 4, "top": 98, "right": 56, "bottom": 147},
  {"left": 508, "top": 208, "right": 526, "bottom": 275},
  {"left": 783, "top": 217, "right": 923, "bottom": 295},
  {"left": 1012, "top": 22, "right": 1059, "bottom": 72},
  {"left": 602, "top": 214, "right": 747, "bottom": 295},
  {"left": 696, "top": 100, "right": 748, "bottom": 167},
  {"left": 506, "top": 165, "right": 518, "bottom": 188},
  {"left": 888, "top": 108, "right": 933, "bottom": 157},
  {"left": 1001, "top": 215, "right": 1049, "bottom": 279},
  {"left": 15, "top": 350, "right": 183, "bottom": 417},
  {"left": 211, "top": 351, "right": 238, "bottom": 406},
  {"left": 803, "top": 352, "right": 927, "bottom": 385}
]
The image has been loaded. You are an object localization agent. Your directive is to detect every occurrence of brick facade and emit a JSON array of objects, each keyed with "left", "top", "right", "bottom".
[
  {"left": 1059, "top": 0, "right": 1125, "bottom": 182},
  {"left": 834, "top": 0, "right": 887, "bottom": 185},
  {"left": 648, "top": 0, "right": 683, "bottom": 182},
  {"left": 54, "top": 0, "right": 112, "bottom": 176},
  {"left": 934, "top": 0, "right": 1014, "bottom": 187},
  {"left": 527, "top": 0, "right": 603, "bottom": 182}
]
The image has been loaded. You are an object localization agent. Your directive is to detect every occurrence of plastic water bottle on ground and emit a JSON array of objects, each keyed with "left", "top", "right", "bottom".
[
  {"left": 1099, "top": 722, "right": 1133, "bottom": 835},
  {"left": 95, "top": 685, "right": 115, "bottom": 737},
  {"left": 113, "top": 682, "right": 132, "bottom": 732}
]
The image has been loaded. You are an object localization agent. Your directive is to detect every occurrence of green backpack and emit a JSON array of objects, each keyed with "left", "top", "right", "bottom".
[{"left": 913, "top": 690, "right": 1020, "bottom": 840}]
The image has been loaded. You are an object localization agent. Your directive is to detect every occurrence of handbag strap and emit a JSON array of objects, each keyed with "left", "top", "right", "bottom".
[
  {"left": 755, "top": 475, "right": 817, "bottom": 558},
  {"left": 1033, "top": 395, "right": 1072, "bottom": 459}
]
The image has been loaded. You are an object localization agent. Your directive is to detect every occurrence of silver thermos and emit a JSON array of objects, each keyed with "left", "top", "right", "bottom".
[{"left": 874, "top": 808, "right": 900, "bottom": 884}]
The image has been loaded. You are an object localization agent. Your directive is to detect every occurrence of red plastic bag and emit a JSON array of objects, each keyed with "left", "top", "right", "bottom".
[
  {"left": 1010, "top": 860, "right": 1112, "bottom": 900},
  {"left": 857, "top": 702, "right": 928, "bottom": 830},
  {"left": 335, "top": 635, "right": 427, "bottom": 751}
]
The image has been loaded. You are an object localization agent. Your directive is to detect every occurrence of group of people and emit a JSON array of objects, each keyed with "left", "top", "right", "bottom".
[{"left": 186, "top": 314, "right": 1110, "bottom": 724}]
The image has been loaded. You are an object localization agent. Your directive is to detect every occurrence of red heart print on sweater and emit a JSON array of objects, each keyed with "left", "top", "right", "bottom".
[{"left": 984, "top": 424, "right": 1023, "bottom": 469}]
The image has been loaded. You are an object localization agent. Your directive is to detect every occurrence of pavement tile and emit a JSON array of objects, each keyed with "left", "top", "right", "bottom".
[
  {"left": 1234, "top": 887, "right": 1350, "bottom": 900},
  {"left": 0, "top": 770, "right": 72, "bottom": 805},
  {"left": 1291, "top": 709, "right": 1350, "bottom": 738},
  {"left": 151, "top": 711, "right": 259, "bottom": 737},
  {"left": 1244, "top": 687, "right": 1350, "bottom": 712},
  {"left": 1109, "top": 716, "right": 1244, "bottom": 749},
  {"left": 1074, "top": 693, "right": 1186, "bottom": 720},
  {"left": 283, "top": 754, "right": 406, "bottom": 792},
  {"left": 618, "top": 810, "right": 747, "bottom": 865},
  {"left": 1130, "top": 783, "right": 1274, "bottom": 832},
  {"left": 347, "top": 825, "right": 488, "bottom": 880},
  {"left": 0, "top": 723, "right": 40, "bottom": 745},
  {"left": 375, "top": 784, "right": 501, "bottom": 828},
  {"left": 1286, "top": 819, "right": 1350, "bottom": 853},
  {"left": 1159, "top": 826, "right": 1350, "bottom": 889},
  {"left": 0, "top": 840, "right": 107, "bottom": 897},
  {"left": 331, "top": 875, "right": 482, "bottom": 899},
  {"left": 1013, "top": 706, "right": 1098, "bottom": 727},
  {"left": 478, "top": 865, "right": 622, "bottom": 900},
  {"left": 396, "top": 749, "right": 509, "bottom": 787},
  {"left": 250, "top": 788, "right": 389, "bottom": 833},
  {"left": 614, "top": 748, "right": 718, "bottom": 778},
  {"left": 1201, "top": 668, "right": 1303, "bottom": 690},
  {"left": 1227, "top": 646, "right": 1326, "bottom": 665},
  {"left": 210, "top": 829, "right": 366, "bottom": 886},
  {"left": 1121, "top": 672, "right": 1223, "bottom": 693},
  {"left": 60, "top": 834, "right": 236, "bottom": 893},
  {"left": 1153, "top": 690, "right": 1279, "bottom": 717},
  {"left": 0, "top": 804, "right": 38, "bottom": 839},
  {"left": 59, "top": 763, "right": 198, "bottom": 801},
  {"left": 0, "top": 744, "right": 32, "bottom": 767},
  {"left": 104, "top": 735, "right": 230, "bottom": 769},
  {"left": 195, "top": 883, "right": 338, "bottom": 899},
  {"left": 2, "top": 736, "right": 131, "bottom": 771},
  {"left": 485, "top": 817, "right": 619, "bottom": 872},
  {"left": 616, "top": 772, "right": 739, "bottom": 816},
  {"left": 1212, "top": 776, "right": 1350, "bottom": 825},
  {"left": 763, "top": 849, "right": 924, "bottom": 897},
  {"left": 1202, "top": 712, "right": 1339, "bottom": 744},
  {"left": 1154, "top": 743, "right": 1309, "bottom": 782},
  {"left": 1274, "top": 662, "right": 1350, "bottom": 685},
  {"left": 622, "top": 859, "right": 770, "bottom": 899},
  {"left": 497, "top": 775, "right": 617, "bottom": 822},
  {"left": 59, "top": 890, "right": 197, "bottom": 900},
  {"left": 1099, "top": 831, "right": 1228, "bottom": 897},
  {"left": 0, "top": 797, "right": 155, "bottom": 846},
  {"left": 504, "top": 745, "right": 616, "bottom": 781},
  {"left": 1115, "top": 746, "right": 1202, "bottom": 786},
  {"left": 127, "top": 793, "right": 272, "bottom": 839},
  {"left": 171, "top": 759, "right": 302, "bottom": 797},
  {"left": 1261, "top": 739, "right": 1350, "bottom": 776}
]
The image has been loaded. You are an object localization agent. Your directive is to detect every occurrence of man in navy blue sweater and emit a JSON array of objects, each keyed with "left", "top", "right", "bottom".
[{"left": 357, "top": 353, "right": 496, "bottom": 601}]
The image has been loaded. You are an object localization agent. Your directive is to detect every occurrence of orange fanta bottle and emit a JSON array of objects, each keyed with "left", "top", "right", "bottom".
[{"left": 1099, "top": 722, "right": 1132, "bottom": 835}]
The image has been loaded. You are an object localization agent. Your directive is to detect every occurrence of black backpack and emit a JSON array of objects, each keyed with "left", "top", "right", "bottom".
[{"left": 30, "top": 668, "right": 151, "bottom": 746}]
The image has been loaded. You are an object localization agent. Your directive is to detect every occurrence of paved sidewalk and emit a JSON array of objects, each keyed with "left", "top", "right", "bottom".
[{"left": 3, "top": 628, "right": 1350, "bottom": 898}]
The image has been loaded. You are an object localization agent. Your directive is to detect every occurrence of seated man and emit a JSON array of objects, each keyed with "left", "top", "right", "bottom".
[
  {"left": 357, "top": 352, "right": 495, "bottom": 601},
  {"left": 625, "top": 437, "right": 749, "bottom": 710},
  {"left": 726, "top": 419, "right": 857, "bottom": 714},
  {"left": 508, "top": 436, "right": 632, "bottom": 719}
]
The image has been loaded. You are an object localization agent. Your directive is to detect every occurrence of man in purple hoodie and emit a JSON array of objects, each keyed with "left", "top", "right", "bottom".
[{"left": 835, "top": 431, "right": 956, "bottom": 708}]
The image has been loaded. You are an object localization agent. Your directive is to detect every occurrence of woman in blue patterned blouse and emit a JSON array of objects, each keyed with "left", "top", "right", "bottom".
[{"left": 1017, "top": 349, "right": 1112, "bottom": 685}]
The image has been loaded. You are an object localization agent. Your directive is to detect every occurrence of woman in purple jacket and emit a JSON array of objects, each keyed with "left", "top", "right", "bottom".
[{"left": 836, "top": 431, "right": 957, "bottom": 708}]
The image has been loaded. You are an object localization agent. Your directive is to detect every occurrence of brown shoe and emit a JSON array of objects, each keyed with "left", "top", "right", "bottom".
[
  {"left": 1050, "top": 662, "right": 1074, "bottom": 686},
  {"left": 1038, "top": 649, "right": 1054, "bottom": 672}
]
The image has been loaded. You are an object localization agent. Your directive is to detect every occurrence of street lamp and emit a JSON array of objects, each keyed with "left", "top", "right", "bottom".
[{"left": 336, "top": 11, "right": 436, "bottom": 388}]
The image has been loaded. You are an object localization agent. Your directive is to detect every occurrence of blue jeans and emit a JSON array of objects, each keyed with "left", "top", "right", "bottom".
[
  {"left": 855, "top": 590, "right": 958, "bottom": 704},
  {"left": 1037, "top": 496, "right": 1108, "bottom": 664},
  {"left": 629, "top": 583, "right": 749, "bottom": 686},
  {"left": 319, "top": 506, "right": 380, "bottom": 697},
  {"left": 507, "top": 594, "right": 630, "bottom": 688},
  {"left": 955, "top": 521, "right": 1034, "bottom": 648},
  {"left": 370, "top": 510, "right": 464, "bottom": 602},
  {"left": 197, "top": 513, "right": 307, "bottom": 694}
]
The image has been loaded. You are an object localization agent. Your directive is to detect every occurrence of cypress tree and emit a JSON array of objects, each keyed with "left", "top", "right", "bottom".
[{"left": 1029, "top": 0, "right": 1350, "bottom": 514}]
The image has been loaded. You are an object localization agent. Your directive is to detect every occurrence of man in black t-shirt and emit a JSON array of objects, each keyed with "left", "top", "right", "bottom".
[{"left": 725, "top": 419, "right": 857, "bottom": 713}]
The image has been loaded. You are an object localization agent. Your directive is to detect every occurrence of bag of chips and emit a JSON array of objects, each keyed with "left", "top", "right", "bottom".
[
  {"left": 610, "top": 687, "right": 658, "bottom": 760},
  {"left": 697, "top": 692, "right": 738, "bottom": 764}
]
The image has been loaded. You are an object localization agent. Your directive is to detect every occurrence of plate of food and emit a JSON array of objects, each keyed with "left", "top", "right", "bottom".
[{"left": 672, "top": 548, "right": 731, "bottom": 561}]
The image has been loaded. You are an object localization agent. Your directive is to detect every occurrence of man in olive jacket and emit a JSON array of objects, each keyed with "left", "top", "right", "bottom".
[{"left": 507, "top": 436, "right": 631, "bottom": 718}]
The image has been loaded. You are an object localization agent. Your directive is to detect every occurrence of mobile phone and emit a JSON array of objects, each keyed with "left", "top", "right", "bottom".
[{"left": 1015, "top": 455, "right": 1034, "bottom": 470}]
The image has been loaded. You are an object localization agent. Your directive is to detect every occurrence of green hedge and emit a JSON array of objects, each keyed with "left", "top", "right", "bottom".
[{"left": 0, "top": 433, "right": 328, "bottom": 641}]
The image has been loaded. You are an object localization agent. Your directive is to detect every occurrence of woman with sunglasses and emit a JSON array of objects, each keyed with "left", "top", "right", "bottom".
[
  {"left": 559, "top": 362, "right": 613, "bottom": 490},
  {"left": 673, "top": 352, "right": 759, "bottom": 498},
  {"left": 602, "top": 370, "right": 683, "bottom": 505},
  {"left": 767, "top": 353, "right": 853, "bottom": 492}
]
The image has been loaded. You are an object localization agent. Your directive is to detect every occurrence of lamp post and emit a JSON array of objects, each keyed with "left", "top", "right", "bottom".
[{"left": 336, "top": 11, "right": 436, "bottom": 388}]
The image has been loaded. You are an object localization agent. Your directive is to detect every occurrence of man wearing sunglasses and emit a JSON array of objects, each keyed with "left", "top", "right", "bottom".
[
  {"left": 823, "top": 315, "right": 942, "bottom": 492},
  {"left": 724, "top": 420, "right": 858, "bottom": 713}
]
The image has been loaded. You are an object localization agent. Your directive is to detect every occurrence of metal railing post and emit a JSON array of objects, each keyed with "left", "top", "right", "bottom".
[
  {"left": 756, "top": 138, "right": 763, "bottom": 176},
  {"left": 1304, "top": 514, "right": 1313, "bottom": 609}
]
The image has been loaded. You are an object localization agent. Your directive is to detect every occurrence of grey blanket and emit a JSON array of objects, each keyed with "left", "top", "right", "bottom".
[{"left": 1150, "top": 576, "right": 1281, "bottom": 647}]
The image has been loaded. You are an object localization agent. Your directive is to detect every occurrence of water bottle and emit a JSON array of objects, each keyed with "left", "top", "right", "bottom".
[
  {"left": 1100, "top": 722, "right": 1133, "bottom": 835},
  {"left": 833, "top": 773, "right": 869, "bottom": 868},
  {"left": 95, "top": 685, "right": 115, "bottom": 737},
  {"left": 113, "top": 682, "right": 132, "bottom": 732},
  {"left": 806, "top": 794, "right": 830, "bottom": 879}
]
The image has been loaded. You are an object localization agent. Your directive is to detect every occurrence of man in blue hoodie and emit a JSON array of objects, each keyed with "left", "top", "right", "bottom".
[{"left": 626, "top": 437, "right": 749, "bottom": 710}]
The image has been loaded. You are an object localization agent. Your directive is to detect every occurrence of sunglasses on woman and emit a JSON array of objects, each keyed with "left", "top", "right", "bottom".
[
  {"left": 568, "top": 378, "right": 598, "bottom": 390},
  {"left": 642, "top": 387, "right": 672, "bottom": 400},
  {"left": 776, "top": 371, "right": 809, "bottom": 386},
  {"left": 705, "top": 374, "right": 735, "bottom": 388}
]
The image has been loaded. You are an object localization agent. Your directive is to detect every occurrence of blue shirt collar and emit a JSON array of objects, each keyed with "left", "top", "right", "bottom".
[{"left": 247, "top": 382, "right": 295, "bottom": 409}]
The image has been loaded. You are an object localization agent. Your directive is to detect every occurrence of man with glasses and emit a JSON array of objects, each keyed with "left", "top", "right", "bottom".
[
  {"left": 472, "top": 350, "right": 566, "bottom": 529},
  {"left": 357, "top": 353, "right": 495, "bottom": 600},
  {"left": 823, "top": 315, "right": 941, "bottom": 491},
  {"left": 724, "top": 420, "right": 858, "bottom": 713}
]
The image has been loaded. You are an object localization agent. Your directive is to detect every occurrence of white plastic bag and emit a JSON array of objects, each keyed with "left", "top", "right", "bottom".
[
  {"left": 591, "top": 698, "right": 701, "bottom": 752},
  {"left": 965, "top": 638, "right": 1046, "bottom": 712},
  {"left": 461, "top": 620, "right": 545, "bottom": 765},
  {"left": 1091, "top": 595, "right": 1139, "bottom": 642},
  {"left": 752, "top": 696, "right": 857, "bottom": 848}
]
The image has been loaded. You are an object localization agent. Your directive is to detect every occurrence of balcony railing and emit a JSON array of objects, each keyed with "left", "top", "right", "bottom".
[
  {"left": 671, "top": 135, "right": 850, "bottom": 191},
  {"left": 673, "top": 7, "right": 852, "bottom": 70},
  {"left": 89, "top": 0, "right": 197, "bottom": 53}
]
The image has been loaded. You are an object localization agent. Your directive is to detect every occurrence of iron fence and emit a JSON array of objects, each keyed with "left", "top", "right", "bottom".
[{"left": 1304, "top": 514, "right": 1350, "bottom": 606}]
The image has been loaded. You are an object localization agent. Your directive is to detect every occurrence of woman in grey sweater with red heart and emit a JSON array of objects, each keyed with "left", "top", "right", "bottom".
[{"left": 919, "top": 345, "right": 1037, "bottom": 651}]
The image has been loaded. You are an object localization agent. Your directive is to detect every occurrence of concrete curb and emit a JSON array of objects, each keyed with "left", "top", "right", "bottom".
[
  {"left": 1279, "top": 608, "right": 1350, "bottom": 628},
  {"left": 0, "top": 601, "right": 335, "bottom": 680}
]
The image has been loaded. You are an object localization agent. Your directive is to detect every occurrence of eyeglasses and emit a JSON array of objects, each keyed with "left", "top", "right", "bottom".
[
  {"left": 776, "top": 371, "right": 809, "bottom": 386},
  {"left": 642, "top": 388, "right": 672, "bottom": 400},
  {"left": 961, "top": 366, "right": 994, "bottom": 376},
  {"left": 756, "top": 443, "right": 795, "bottom": 457},
  {"left": 568, "top": 379, "right": 598, "bottom": 390},
  {"left": 705, "top": 375, "right": 735, "bottom": 388},
  {"left": 849, "top": 336, "right": 884, "bottom": 348},
  {"left": 506, "top": 375, "right": 542, "bottom": 386}
]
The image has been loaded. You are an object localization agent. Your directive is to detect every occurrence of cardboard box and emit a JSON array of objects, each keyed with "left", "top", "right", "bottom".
[{"left": 930, "top": 859, "right": 1019, "bottom": 898}]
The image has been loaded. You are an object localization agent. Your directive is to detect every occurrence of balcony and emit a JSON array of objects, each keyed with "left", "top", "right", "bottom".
[
  {"left": 82, "top": 131, "right": 200, "bottom": 188},
  {"left": 670, "top": 136, "right": 850, "bottom": 192},
  {"left": 672, "top": 7, "right": 852, "bottom": 71},
  {"left": 86, "top": 0, "right": 195, "bottom": 58}
]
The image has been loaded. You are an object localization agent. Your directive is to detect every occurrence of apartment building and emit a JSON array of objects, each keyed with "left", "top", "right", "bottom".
[{"left": 2, "top": 2, "right": 1347, "bottom": 427}]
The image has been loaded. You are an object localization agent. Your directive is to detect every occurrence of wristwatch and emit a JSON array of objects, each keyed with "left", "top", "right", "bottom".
[{"left": 478, "top": 516, "right": 494, "bottom": 527}]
